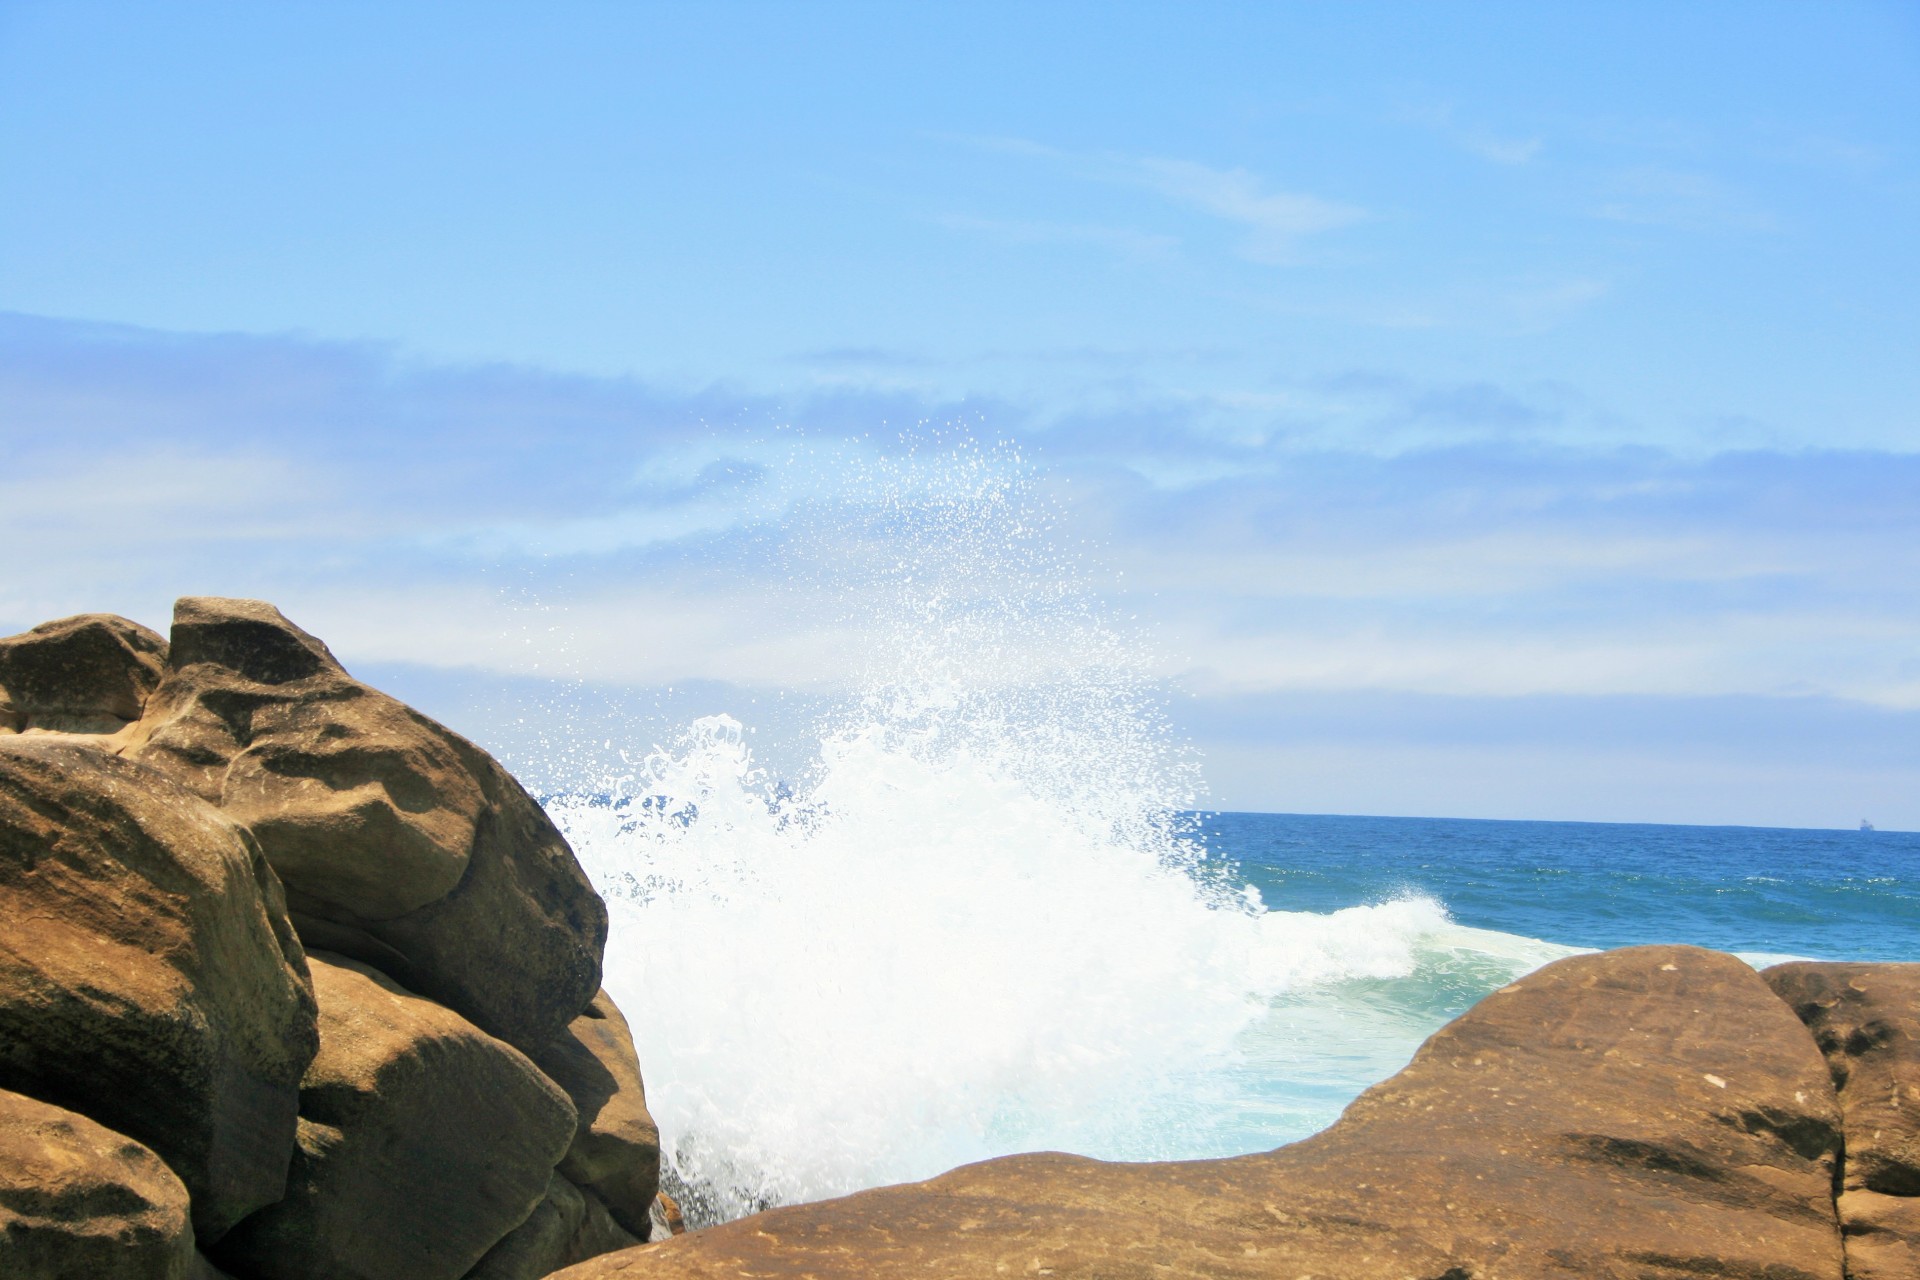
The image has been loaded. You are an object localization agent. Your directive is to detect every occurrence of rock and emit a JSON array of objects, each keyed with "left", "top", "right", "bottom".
[
  {"left": 212, "top": 952, "right": 578, "bottom": 1280},
  {"left": 553, "top": 946, "right": 1846, "bottom": 1280},
  {"left": 1766, "top": 961, "right": 1920, "bottom": 1277},
  {"left": 528, "top": 989, "right": 660, "bottom": 1238},
  {"left": 0, "top": 1087, "right": 197, "bottom": 1279},
  {"left": 645, "top": 1192, "right": 684, "bottom": 1243},
  {"left": 0, "top": 737, "right": 318, "bottom": 1242},
  {"left": 0, "top": 613, "right": 168, "bottom": 737},
  {"left": 464, "top": 1174, "right": 642, "bottom": 1280},
  {"left": 126, "top": 597, "right": 607, "bottom": 1053}
]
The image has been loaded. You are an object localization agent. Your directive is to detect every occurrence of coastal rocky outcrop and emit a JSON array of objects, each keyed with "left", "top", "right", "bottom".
[
  {"left": 1766, "top": 961, "right": 1920, "bottom": 1279},
  {"left": 4, "top": 597, "right": 1919, "bottom": 1280},
  {"left": 0, "top": 736, "right": 318, "bottom": 1241},
  {"left": 123, "top": 597, "right": 608, "bottom": 1056},
  {"left": 0, "top": 1087, "right": 206, "bottom": 1280},
  {"left": 0, "top": 599, "right": 658, "bottom": 1280}
]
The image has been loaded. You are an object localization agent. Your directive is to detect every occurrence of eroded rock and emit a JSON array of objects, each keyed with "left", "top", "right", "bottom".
[
  {"left": 126, "top": 597, "right": 607, "bottom": 1053},
  {"left": 0, "top": 1087, "right": 197, "bottom": 1279},
  {"left": 528, "top": 989, "right": 660, "bottom": 1238},
  {"left": 212, "top": 952, "right": 577, "bottom": 1280},
  {"left": 464, "top": 1173, "right": 641, "bottom": 1280},
  {"left": 0, "top": 738, "right": 317, "bottom": 1241},
  {"left": 554, "top": 946, "right": 1847, "bottom": 1280},
  {"left": 0, "top": 613, "right": 168, "bottom": 737},
  {"left": 1766, "top": 960, "right": 1920, "bottom": 1278}
]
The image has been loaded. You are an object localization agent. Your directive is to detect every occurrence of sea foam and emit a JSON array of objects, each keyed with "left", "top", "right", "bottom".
[{"left": 546, "top": 439, "right": 1574, "bottom": 1223}]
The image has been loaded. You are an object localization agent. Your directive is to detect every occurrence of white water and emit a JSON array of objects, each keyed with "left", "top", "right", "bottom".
[{"left": 545, "top": 440, "right": 1576, "bottom": 1224}]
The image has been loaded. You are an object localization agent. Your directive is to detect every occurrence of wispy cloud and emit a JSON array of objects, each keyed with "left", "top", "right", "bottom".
[
  {"left": 1595, "top": 166, "right": 1779, "bottom": 232},
  {"left": 932, "top": 213, "right": 1178, "bottom": 262},
  {"left": 1119, "top": 158, "right": 1367, "bottom": 264},
  {"left": 939, "top": 134, "right": 1368, "bottom": 265},
  {"left": 5, "top": 311, "right": 1916, "bottom": 823},
  {"left": 1394, "top": 102, "right": 1544, "bottom": 166}
]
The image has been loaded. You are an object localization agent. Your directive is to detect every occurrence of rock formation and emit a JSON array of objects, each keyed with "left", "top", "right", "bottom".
[
  {"left": 0, "top": 737, "right": 318, "bottom": 1240},
  {"left": 0, "top": 599, "right": 658, "bottom": 1280},
  {"left": 0, "top": 1087, "right": 203, "bottom": 1279},
  {"left": 124, "top": 597, "right": 608, "bottom": 1056},
  {"left": 1767, "top": 961, "right": 1920, "bottom": 1279}
]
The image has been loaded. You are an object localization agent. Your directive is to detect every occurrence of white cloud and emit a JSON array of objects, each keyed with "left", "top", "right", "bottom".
[
  {"left": 1122, "top": 157, "right": 1368, "bottom": 264},
  {"left": 1595, "top": 167, "right": 1779, "bottom": 232},
  {"left": 939, "top": 134, "right": 1367, "bottom": 266},
  {"left": 932, "top": 213, "right": 1178, "bottom": 262}
]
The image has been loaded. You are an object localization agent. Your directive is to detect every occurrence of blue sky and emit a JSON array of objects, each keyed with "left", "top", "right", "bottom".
[{"left": 2, "top": 2, "right": 1916, "bottom": 827}]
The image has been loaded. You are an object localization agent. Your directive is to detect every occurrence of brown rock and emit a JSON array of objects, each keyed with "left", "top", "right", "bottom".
[
  {"left": 1765, "top": 961, "right": 1920, "bottom": 1272},
  {"left": 0, "top": 613, "right": 168, "bottom": 737},
  {"left": 554, "top": 946, "right": 1845, "bottom": 1280},
  {"left": 645, "top": 1191, "right": 684, "bottom": 1243},
  {"left": 464, "top": 1174, "right": 642, "bottom": 1280},
  {"left": 126, "top": 597, "right": 607, "bottom": 1053},
  {"left": 0, "top": 1087, "right": 197, "bottom": 1279},
  {"left": 212, "top": 952, "right": 578, "bottom": 1280},
  {"left": 529, "top": 989, "right": 660, "bottom": 1238},
  {"left": 0, "top": 737, "right": 318, "bottom": 1241},
  {"left": 1836, "top": 1189, "right": 1920, "bottom": 1280}
]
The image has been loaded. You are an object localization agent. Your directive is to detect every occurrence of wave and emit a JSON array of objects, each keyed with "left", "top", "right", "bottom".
[{"left": 542, "top": 440, "right": 1578, "bottom": 1223}]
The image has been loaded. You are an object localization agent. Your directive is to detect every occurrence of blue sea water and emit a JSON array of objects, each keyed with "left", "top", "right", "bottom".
[
  {"left": 1208, "top": 811, "right": 1920, "bottom": 963},
  {"left": 1177, "top": 811, "right": 1920, "bottom": 1156}
]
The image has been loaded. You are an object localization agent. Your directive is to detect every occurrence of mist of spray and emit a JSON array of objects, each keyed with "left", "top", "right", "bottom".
[{"left": 546, "top": 437, "right": 1574, "bottom": 1223}]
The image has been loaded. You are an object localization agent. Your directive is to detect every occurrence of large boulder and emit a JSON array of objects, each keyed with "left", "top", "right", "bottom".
[
  {"left": 0, "top": 737, "right": 318, "bottom": 1241},
  {"left": 0, "top": 613, "right": 168, "bottom": 737},
  {"left": 125, "top": 597, "right": 607, "bottom": 1053},
  {"left": 464, "top": 1174, "right": 641, "bottom": 1280},
  {"left": 527, "top": 989, "right": 660, "bottom": 1238},
  {"left": 1767, "top": 961, "right": 1920, "bottom": 1280},
  {"left": 0, "top": 1087, "right": 196, "bottom": 1279},
  {"left": 555, "top": 946, "right": 1846, "bottom": 1280},
  {"left": 212, "top": 952, "right": 578, "bottom": 1280}
]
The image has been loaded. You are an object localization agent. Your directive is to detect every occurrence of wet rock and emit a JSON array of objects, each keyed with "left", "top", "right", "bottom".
[
  {"left": 1766, "top": 960, "right": 1920, "bottom": 1278},
  {"left": 0, "top": 613, "right": 168, "bottom": 737},
  {"left": 528, "top": 989, "right": 660, "bottom": 1238},
  {"left": 464, "top": 1173, "right": 642, "bottom": 1280},
  {"left": 0, "top": 1087, "right": 198, "bottom": 1279},
  {"left": 0, "top": 737, "right": 318, "bottom": 1241},
  {"left": 212, "top": 952, "right": 577, "bottom": 1280},
  {"left": 553, "top": 946, "right": 1846, "bottom": 1280},
  {"left": 126, "top": 596, "right": 607, "bottom": 1053},
  {"left": 645, "top": 1192, "right": 684, "bottom": 1243}
]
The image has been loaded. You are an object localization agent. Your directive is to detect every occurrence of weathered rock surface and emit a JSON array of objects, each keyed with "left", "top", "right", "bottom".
[
  {"left": 1766, "top": 960, "right": 1920, "bottom": 1279},
  {"left": 0, "top": 1087, "right": 197, "bottom": 1279},
  {"left": 126, "top": 596, "right": 607, "bottom": 1053},
  {"left": 464, "top": 1173, "right": 642, "bottom": 1280},
  {"left": 0, "top": 737, "right": 318, "bottom": 1241},
  {"left": 212, "top": 951, "right": 578, "bottom": 1280},
  {"left": 557, "top": 945, "right": 1846, "bottom": 1280},
  {"left": 0, "top": 613, "right": 168, "bottom": 737},
  {"left": 529, "top": 988, "right": 661, "bottom": 1238}
]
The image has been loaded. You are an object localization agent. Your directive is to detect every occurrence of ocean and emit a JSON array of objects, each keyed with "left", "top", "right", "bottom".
[{"left": 537, "top": 443, "right": 1920, "bottom": 1225}]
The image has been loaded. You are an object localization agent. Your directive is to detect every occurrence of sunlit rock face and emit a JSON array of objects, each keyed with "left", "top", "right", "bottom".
[{"left": 0, "top": 599, "right": 656, "bottom": 1280}]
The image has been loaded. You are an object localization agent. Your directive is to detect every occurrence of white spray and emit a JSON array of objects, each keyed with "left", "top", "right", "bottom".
[{"left": 546, "top": 438, "right": 1574, "bottom": 1223}]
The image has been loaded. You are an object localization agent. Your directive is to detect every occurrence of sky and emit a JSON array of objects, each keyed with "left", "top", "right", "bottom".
[{"left": 1, "top": 1, "right": 1916, "bottom": 828}]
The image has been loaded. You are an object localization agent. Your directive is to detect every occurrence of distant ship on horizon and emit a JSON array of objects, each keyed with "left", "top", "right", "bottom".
[{"left": 1861, "top": 819, "right": 1876, "bottom": 831}]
